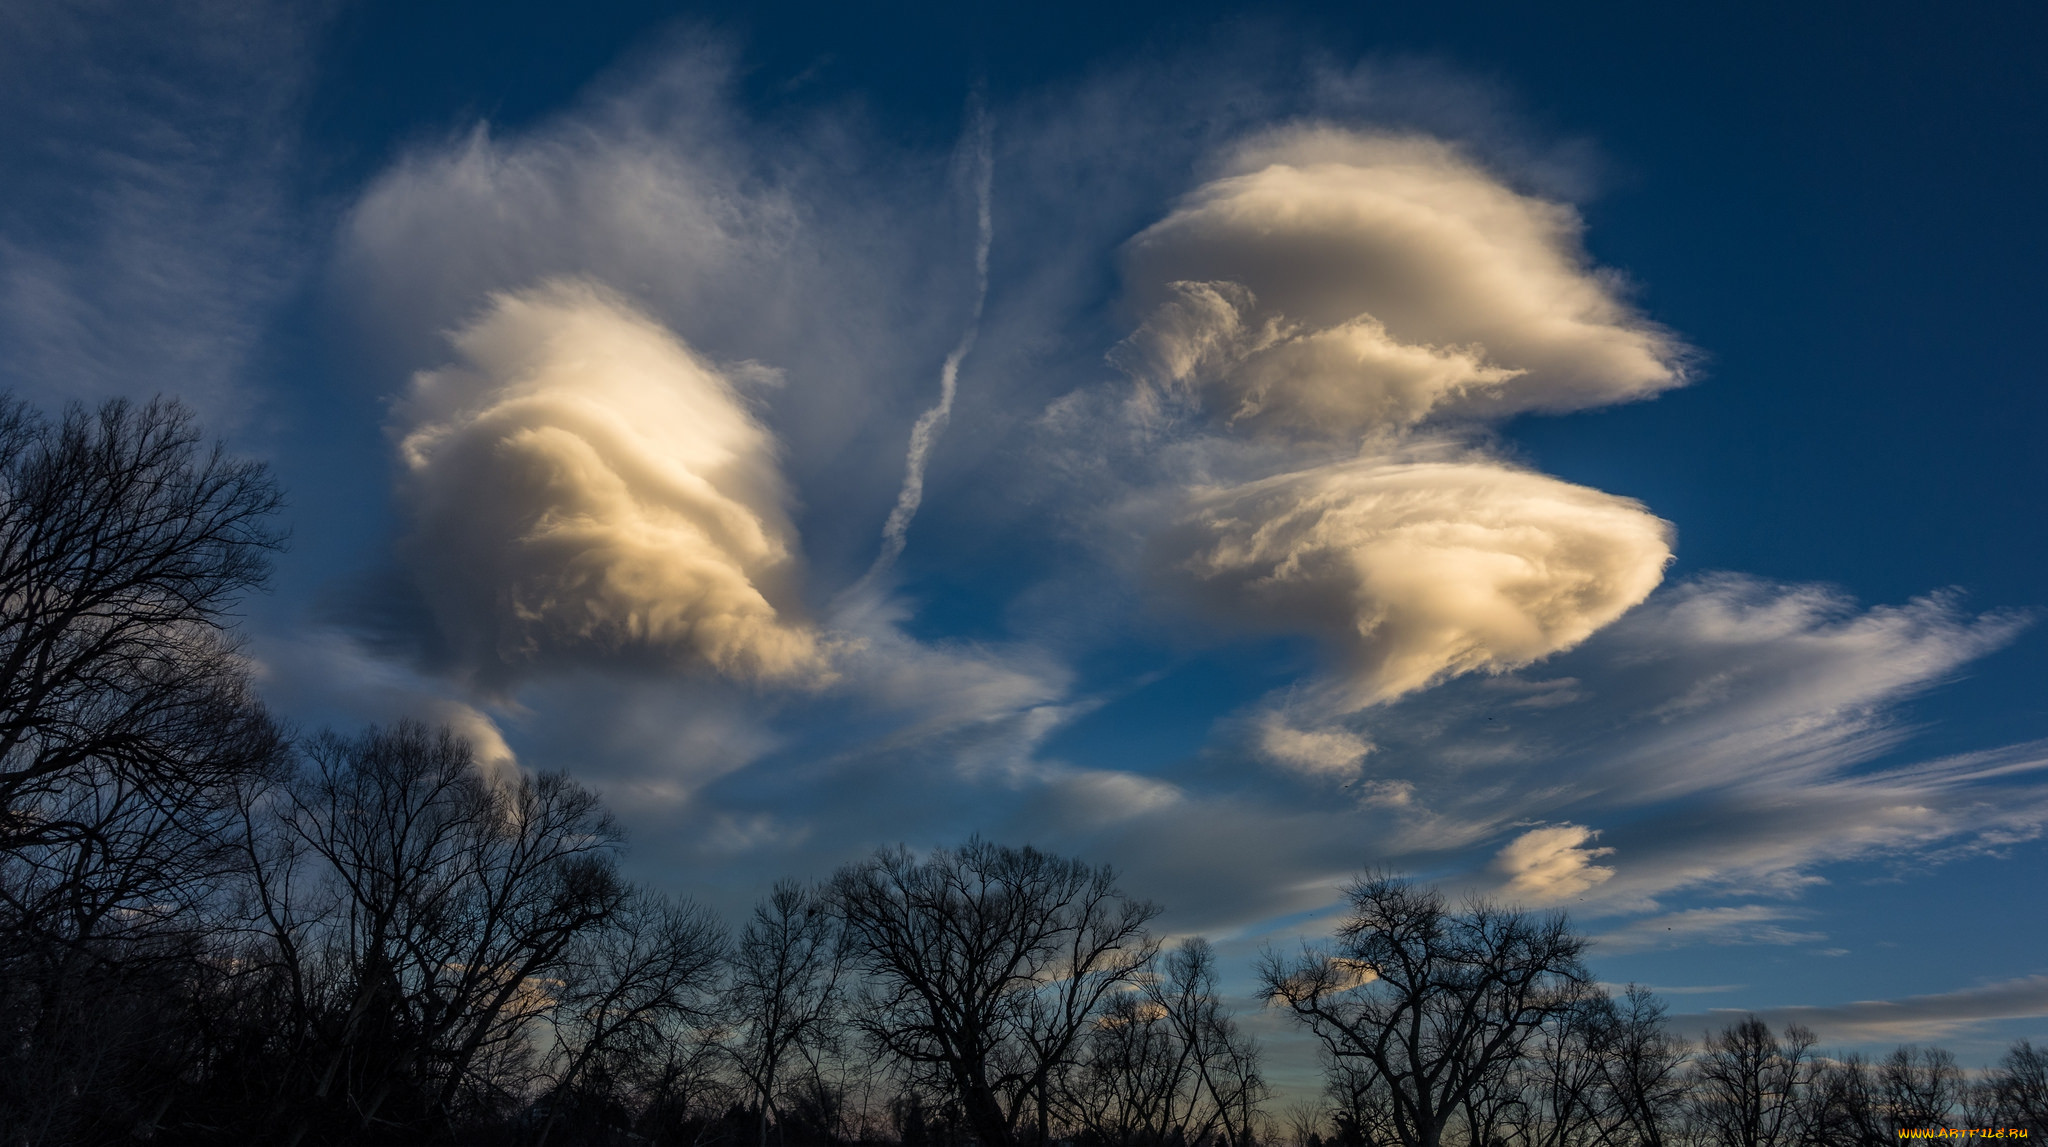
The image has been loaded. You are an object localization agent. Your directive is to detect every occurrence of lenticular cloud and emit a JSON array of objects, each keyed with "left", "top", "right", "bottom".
[
  {"left": 1120, "top": 130, "right": 1686, "bottom": 435},
  {"left": 1155, "top": 460, "right": 1672, "bottom": 705},
  {"left": 394, "top": 280, "right": 831, "bottom": 687},
  {"left": 1122, "top": 128, "right": 1687, "bottom": 714}
]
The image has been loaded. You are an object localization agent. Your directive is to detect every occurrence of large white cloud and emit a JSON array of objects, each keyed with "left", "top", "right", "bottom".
[
  {"left": 393, "top": 279, "right": 832, "bottom": 687},
  {"left": 1112, "top": 127, "right": 1687, "bottom": 715},
  {"left": 1118, "top": 129, "right": 1686, "bottom": 438},
  {"left": 1152, "top": 458, "right": 1672, "bottom": 705}
]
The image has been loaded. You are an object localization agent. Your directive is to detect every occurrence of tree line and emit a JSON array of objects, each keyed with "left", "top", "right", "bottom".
[{"left": 1, "top": 394, "right": 2041, "bottom": 1146}]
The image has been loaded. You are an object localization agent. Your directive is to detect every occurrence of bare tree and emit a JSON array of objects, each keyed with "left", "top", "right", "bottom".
[
  {"left": 1063, "top": 988, "right": 1186, "bottom": 1147},
  {"left": 1582, "top": 986, "right": 1689, "bottom": 1147},
  {"left": 1260, "top": 874, "right": 1590, "bottom": 1147},
  {"left": 1978, "top": 1040, "right": 2048, "bottom": 1133},
  {"left": 1326, "top": 1052, "right": 1402, "bottom": 1147},
  {"left": 0, "top": 394, "right": 287, "bottom": 1145},
  {"left": 1875, "top": 1046, "right": 1963, "bottom": 1135},
  {"left": 272, "top": 722, "right": 629, "bottom": 1143},
  {"left": 1284, "top": 1098, "right": 1331, "bottom": 1147},
  {"left": 1685, "top": 1018, "right": 1818, "bottom": 1147},
  {"left": 1151, "top": 938, "right": 1267, "bottom": 1147},
  {"left": 1492, "top": 985, "right": 1610, "bottom": 1147},
  {"left": 1804, "top": 1053, "right": 1883, "bottom": 1147},
  {"left": 727, "top": 879, "right": 847, "bottom": 1147},
  {"left": 831, "top": 838, "right": 1160, "bottom": 1147},
  {"left": 1058, "top": 938, "right": 1266, "bottom": 1147},
  {"left": 0, "top": 395, "right": 285, "bottom": 852},
  {"left": 536, "top": 889, "right": 729, "bottom": 1147}
]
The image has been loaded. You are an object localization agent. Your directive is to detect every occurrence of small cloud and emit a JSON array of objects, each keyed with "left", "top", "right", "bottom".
[
  {"left": 1595, "top": 982, "right": 1746, "bottom": 996},
  {"left": 1256, "top": 711, "right": 1375, "bottom": 779},
  {"left": 704, "top": 812, "right": 811, "bottom": 856},
  {"left": 1494, "top": 822, "right": 1615, "bottom": 903}
]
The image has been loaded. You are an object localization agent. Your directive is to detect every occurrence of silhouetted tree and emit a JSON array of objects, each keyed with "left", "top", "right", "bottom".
[
  {"left": 267, "top": 722, "right": 629, "bottom": 1144},
  {"left": 0, "top": 395, "right": 285, "bottom": 851},
  {"left": 1260, "top": 874, "right": 1590, "bottom": 1147},
  {"left": 832, "top": 838, "right": 1160, "bottom": 1147},
  {"left": 1685, "top": 1018, "right": 1817, "bottom": 1147},
  {"left": 727, "top": 879, "right": 847, "bottom": 1147},
  {"left": 1980, "top": 1039, "right": 2048, "bottom": 1133},
  {"left": 1876, "top": 1045, "right": 1963, "bottom": 1136},
  {"left": 0, "top": 394, "right": 287, "bottom": 1146},
  {"left": 536, "top": 889, "right": 728, "bottom": 1147},
  {"left": 1804, "top": 1053, "right": 1883, "bottom": 1147},
  {"left": 1581, "top": 986, "right": 1689, "bottom": 1147},
  {"left": 1057, "top": 937, "right": 1266, "bottom": 1147}
]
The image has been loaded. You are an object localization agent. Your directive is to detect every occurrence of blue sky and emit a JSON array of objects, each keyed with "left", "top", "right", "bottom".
[{"left": 4, "top": 0, "right": 2045, "bottom": 1078}]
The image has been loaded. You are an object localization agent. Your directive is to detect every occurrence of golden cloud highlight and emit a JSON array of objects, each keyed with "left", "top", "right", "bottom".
[
  {"left": 1154, "top": 460, "right": 1672, "bottom": 706},
  {"left": 1120, "top": 130, "right": 1685, "bottom": 433},
  {"left": 1494, "top": 823, "right": 1617, "bottom": 904},
  {"left": 395, "top": 280, "right": 831, "bottom": 686},
  {"left": 1122, "top": 128, "right": 1687, "bottom": 715}
]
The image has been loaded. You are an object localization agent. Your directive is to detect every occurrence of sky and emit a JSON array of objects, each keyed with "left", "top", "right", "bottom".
[{"left": 3, "top": 0, "right": 2046, "bottom": 1079}]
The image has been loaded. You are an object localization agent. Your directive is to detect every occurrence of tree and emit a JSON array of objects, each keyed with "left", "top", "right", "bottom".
[
  {"left": 1876, "top": 1046, "right": 1962, "bottom": 1135},
  {"left": 270, "top": 721, "right": 629, "bottom": 1143},
  {"left": 831, "top": 838, "right": 1160, "bottom": 1147},
  {"left": 1686, "top": 1018, "right": 1817, "bottom": 1147},
  {"left": 1581, "top": 986, "right": 1689, "bottom": 1147},
  {"left": 1491, "top": 984, "right": 1610, "bottom": 1147},
  {"left": 1804, "top": 1053, "right": 1883, "bottom": 1147},
  {"left": 1980, "top": 1040, "right": 2048, "bottom": 1133},
  {"left": 537, "top": 889, "right": 729, "bottom": 1147},
  {"left": 1058, "top": 937, "right": 1267, "bottom": 1147},
  {"left": 727, "top": 879, "right": 847, "bottom": 1147},
  {"left": 0, "top": 394, "right": 287, "bottom": 1145},
  {"left": 1260, "top": 874, "right": 1590, "bottom": 1147},
  {"left": 1146, "top": 937, "right": 1267, "bottom": 1147},
  {"left": 0, "top": 395, "right": 285, "bottom": 852}
]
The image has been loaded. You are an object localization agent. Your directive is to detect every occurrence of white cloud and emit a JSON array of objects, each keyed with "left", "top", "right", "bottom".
[
  {"left": 1152, "top": 457, "right": 1672, "bottom": 706},
  {"left": 1110, "top": 127, "right": 1685, "bottom": 718},
  {"left": 1495, "top": 822, "right": 1616, "bottom": 903},
  {"left": 1256, "top": 711, "right": 1376, "bottom": 779},
  {"left": 1314, "top": 576, "right": 2040, "bottom": 912},
  {"left": 1564, "top": 577, "right": 2033, "bottom": 799},
  {"left": 393, "top": 279, "right": 833, "bottom": 688},
  {"left": 1112, "top": 280, "right": 1524, "bottom": 440},
  {"left": 1118, "top": 129, "right": 1686, "bottom": 438}
]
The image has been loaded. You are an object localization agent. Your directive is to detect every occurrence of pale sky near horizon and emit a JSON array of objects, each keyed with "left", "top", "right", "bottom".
[{"left": 3, "top": 0, "right": 2044, "bottom": 1076}]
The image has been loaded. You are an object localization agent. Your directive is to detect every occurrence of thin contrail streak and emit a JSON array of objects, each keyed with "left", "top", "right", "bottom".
[{"left": 863, "top": 106, "right": 994, "bottom": 586}]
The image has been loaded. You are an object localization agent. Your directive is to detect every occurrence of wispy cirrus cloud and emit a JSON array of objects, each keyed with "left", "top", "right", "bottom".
[
  {"left": 0, "top": 0, "right": 319, "bottom": 423},
  {"left": 1668, "top": 976, "right": 2048, "bottom": 1044},
  {"left": 1593, "top": 905, "right": 1827, "bottom": 954}
]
